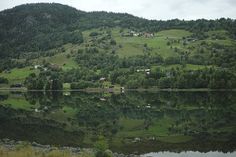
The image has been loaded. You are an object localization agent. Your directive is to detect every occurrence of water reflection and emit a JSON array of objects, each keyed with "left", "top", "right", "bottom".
[{"left": 0, "top": 91, "right": 235, "bottom": 154}]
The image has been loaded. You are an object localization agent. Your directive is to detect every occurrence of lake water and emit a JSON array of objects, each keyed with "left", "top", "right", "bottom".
[
  {"left": 142, "top": 151, "right": 236, "bottom": 157},
  {"left": 0, "top": 91, "right": 235, "bottom": 155}
]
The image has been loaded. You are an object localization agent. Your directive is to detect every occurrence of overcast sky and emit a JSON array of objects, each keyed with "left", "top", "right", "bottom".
[{"left": 0, "top": 0, "right": 236, "bottom": 20}]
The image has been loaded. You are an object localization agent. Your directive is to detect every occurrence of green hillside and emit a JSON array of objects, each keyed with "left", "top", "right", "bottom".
[{"left": 0, "top": 3, "right": 236, "bottom": 90}]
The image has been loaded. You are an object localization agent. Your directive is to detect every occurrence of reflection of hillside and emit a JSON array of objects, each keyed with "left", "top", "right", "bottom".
[
  {"left": 0, "top": 91, "right": 235, "bottom": 154},
  {"left": 0, "top": 106, "right": 84, "bottom": 146}
]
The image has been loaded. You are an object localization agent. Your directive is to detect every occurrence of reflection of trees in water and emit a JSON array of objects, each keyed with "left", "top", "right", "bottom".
[
  {"left": 21, "top": 91, "right": 236, "bottom": 137},
  {"left": 0, "top": 91, "right": 235, "bottom": 150},
  {"left": 0, "top": 93, "right": 8, "bottom": 101},
  {"left": 0, "top": 92, "right": 236, "bottom": 153},
  {"left": 0, "top": 105, "right": 84, "bottom": 146},
  {"left": 156, "top": 92, "right": 236, "bottom": 138},
  {"left": 24, "top": 91, "right": 64, "bottom": 112}
]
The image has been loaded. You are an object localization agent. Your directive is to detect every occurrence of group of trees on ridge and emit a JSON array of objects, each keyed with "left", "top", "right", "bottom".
[{"left": 0, "top": 3, "right": 236, "bottom": 59}]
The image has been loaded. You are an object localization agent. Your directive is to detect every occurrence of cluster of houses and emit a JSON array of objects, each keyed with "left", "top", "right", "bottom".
[
  {"left": 34, "top": 106, "right": 48, "bottom": 113},
  {"left": 136, "top": 68, "right": 151, "bottom": 75},
  {"left": 34, "top": 64, "right": 61, "bottom": 71},
  {"left": 99, "top": 77, "right": 125, "bottom": 93},
  {"left": 122, "top": 30, "right": 155, "bottom": 38},
  {"left": 183, "top": 37, "right": 197, "bottom": 44},
  {"left": 34, "top": 65, "right": 48, "bottom": 71}
]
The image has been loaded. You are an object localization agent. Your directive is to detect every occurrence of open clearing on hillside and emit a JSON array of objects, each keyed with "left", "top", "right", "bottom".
[
  {"left": 0, "top": 67, "right": 39, "bottom": 84},
  {"left": 112, "top": 29, "right": 192, "bottom": 58}
]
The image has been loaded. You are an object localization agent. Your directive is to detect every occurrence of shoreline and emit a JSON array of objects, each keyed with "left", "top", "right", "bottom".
[
  {"left": 0, "top": 87, "right": 236, "bottom": 92},
  {"left": 0, "top": 139, "right": 134, "bottom": 157},
  {"left": 1, "top": 139, "right": 235, "bottom": 157}
]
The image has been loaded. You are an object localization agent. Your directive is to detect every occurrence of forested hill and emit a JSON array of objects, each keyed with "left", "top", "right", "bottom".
[
  {"left": 0, "top": 3, "right": 84, "bottom": 57},
  {"left": 0, "top": 3, "right": 236, "bottom": 58},
  {"left": 0, "top": 3, "right": 236, "bottom": 90}
]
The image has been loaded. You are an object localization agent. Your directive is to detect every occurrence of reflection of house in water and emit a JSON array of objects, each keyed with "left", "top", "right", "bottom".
[
  {"left": 120, "top": 87, "right": 125, "bottom": 93},
  {"left": 137, "top": 68, "right": 151, "bottom": 75},
  {"left": 63, "top": 92, "right": 71, "bottom": 96},
  {"left": 133, "top": 137, "right": 141, "bottom": 143},
  {"left": 108, "top": 85, "right": 114, "bottom": 93},
  {"left": 10, "top": 83, "right": 23, "bottom": 88},
  {"left": 100, "top": 98, "right": 106, "bottom": 101}
]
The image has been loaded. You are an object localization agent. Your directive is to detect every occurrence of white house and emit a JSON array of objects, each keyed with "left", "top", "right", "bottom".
[{"left": 99, "top": 77, "right": 106, "bottom": 81}]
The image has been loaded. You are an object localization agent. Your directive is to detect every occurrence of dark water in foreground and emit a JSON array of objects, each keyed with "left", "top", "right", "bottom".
[{"left": 0, "top": 91, "right": 235, "bottom": 155}]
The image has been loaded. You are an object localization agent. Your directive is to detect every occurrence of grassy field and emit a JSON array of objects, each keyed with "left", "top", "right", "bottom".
[
  {"left": 117, "top": 117, "right": 172, "bottom": 137},
  {"left": 158, "top": 135, "right": 193, "bottom": 143},
  {"left": 25, "top": 27, "right": 234, "bottom": 75},
  {"left": 81, "top": 28, "right": 193, "bottom": 58},
  {"left": 0, "top": 145, "right": 93, "bottom": 157},
  {"left": 47, "top": 53, "right": 78, "bottom": 71},
  {"left": 148, "top": 118, "right": 174, "bottom": 136},
  {"left": 113, "top": 116, "right": 194, "bottom": 146},
  {"left": 48, "top": 106, "right": 78, "bottom": 123},
  {"left": 206, "top": 30, "right": 230, "bottom": 40},
  {"left": 0, "top": 67, "right": 39, "bottom": 84},
  {"left": 43, "top": 44, "right": 79, "bottom": 71},
  {"left": 1, "top": 98, "right": 33, "bottom": 110},
  {"left": 30, "top": 43, "right": 80, "bottom": 72},
  {"left": 0, "top": 93, "right": 40, "bottom": 110},
  {"left": 119, "top": 118, "right": 145, "bottom": 131},
  {"left": 112, "top": 28, "right": 188, "bottom": 58}
]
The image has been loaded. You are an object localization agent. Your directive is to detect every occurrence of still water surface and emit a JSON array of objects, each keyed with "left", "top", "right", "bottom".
[{"left": 0, "top": 91, "right": 235, "bottom": 155}]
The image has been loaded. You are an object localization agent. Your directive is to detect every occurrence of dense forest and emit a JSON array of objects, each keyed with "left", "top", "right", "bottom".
[{"left": 0, "top": 3, "right": 236, "bottom": 89}]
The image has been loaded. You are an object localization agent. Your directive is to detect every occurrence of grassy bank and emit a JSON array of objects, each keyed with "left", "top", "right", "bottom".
[{"left": 0, "top": 145, "right": 94, "bottom": 157}]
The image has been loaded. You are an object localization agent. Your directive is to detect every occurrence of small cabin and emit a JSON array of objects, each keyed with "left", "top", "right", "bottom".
[
  {"left": 99, "top": 77, "right": 106, "bottom": 81},
  {"left": 34, "top": 65, "right": 41, "bottom": 69}
]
